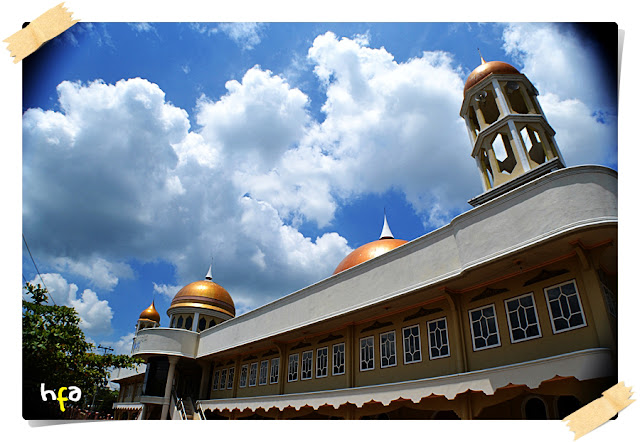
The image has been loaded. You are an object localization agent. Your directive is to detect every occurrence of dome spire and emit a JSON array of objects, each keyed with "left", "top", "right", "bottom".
[
  {"left": 379, "top": 210, "right": 395, "bottom": 240},
  {"left": 205, "top": 263, "right": 213, "bottom": 281},
  {"left": 477, "top": 47, "right": 486, "bottom": 64}
]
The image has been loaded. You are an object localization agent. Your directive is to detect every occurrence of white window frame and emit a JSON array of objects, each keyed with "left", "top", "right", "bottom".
[
  {"left": 249, "top": 362, "right": 258, "bottom": 387},
  {"left": 288, "top": 353, "right": 299, "bottom": 382},
  {"left": 379, "top": 330, "right": 397, "bottom": 368},
  {"left": 239, "top": 364, "right": 248, "bottom": 388},
  {"left": 259, "top": 360, "right": 268, "bottom": 385},
  {"left": 316, "top": 347, "right": 328, "bottom": 378},
  {"left": 212, "top": 370, "right": 220, "bottom": 390},
  {"left": 504, "top": 292, "right": 543, "bottom": 343},
  {"left": 220, "top": 369, "right": 227, "bottom": 390},
  {"left": 270, "top": 357, "right": 279, "bottom": 384},
  {"left": 227, "top": 367, "right": 235, "bottom": 390},
  {"left": 359, "top": 336, "right": 375, "bottom": 371},
  {"left": 426, "top": 318, "right": 449, "bottom": 360},
  {"left": 544, "top": 279, "right": 587, "bottom": 334},
  {"left": 301, "top": 350, "right": 313, "bottom": 380},
  {"left": 402, "top": 324, "right": 423, "bottom": 364},
  {"left": 332, "top": 343, "right": 345, "bottom": 376},
  {"left": 468, "top": 303, "right": 501, "bottom": 351}
]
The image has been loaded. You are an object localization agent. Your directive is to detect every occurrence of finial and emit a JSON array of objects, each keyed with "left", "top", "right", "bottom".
[
  {"left": 477, "top": 48, "right": 486, "bottom": 64},
  {"left": 205, "top": 264, "right": 213, "bottom": 280},
  {"left": 379, "top": 210, "right": 394, "bottom": 240}
]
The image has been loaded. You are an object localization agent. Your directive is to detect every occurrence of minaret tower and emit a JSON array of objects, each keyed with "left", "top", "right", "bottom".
[{"left": 461, "top": 55, "right": 566, "bottom": 206}]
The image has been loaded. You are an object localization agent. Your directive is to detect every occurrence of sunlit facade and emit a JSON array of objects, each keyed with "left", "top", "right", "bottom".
[{"left": 111, "top": 58, "right": 617, "bottom": 420}]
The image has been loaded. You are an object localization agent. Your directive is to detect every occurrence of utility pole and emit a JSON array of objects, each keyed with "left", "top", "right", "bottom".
[{"left": 90, "top": 345, "right": 114, "bottom": 413}]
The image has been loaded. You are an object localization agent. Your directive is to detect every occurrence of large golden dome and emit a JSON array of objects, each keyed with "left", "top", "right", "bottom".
[
  {"left": 333, "top": 213, "right": 408, "bottom": 275},
  {"left": 169, "top": 269, "right": 235, "bottom": 317},
  {"left": 464, "top": 60, "right": 520, "bottom": 94},
  {"left": 333, "top": 238, "right": 408, "bottom": 275},
  {"left": 139, "top": 301, "right": 161, "bottom": 323}
]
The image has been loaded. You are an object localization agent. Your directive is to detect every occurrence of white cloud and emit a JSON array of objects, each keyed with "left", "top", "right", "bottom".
[
  {"left": 129, "top": 23, "right": 156, "bottom": 34},
  {"left": 502, "top": 23, "right": 617, "bottom": 167},
  {"left": 51, "top": 256, "right": 133, "bottom": 291},
  {"left": 303, "top": 32, "right": 478, "bottom": 226},
  {"left": 217, "top": 23, "right": 266, "bottom": 50},
  {"left": 101, "top": 332, "right": 136, "bottom": 356},
  {"left": 153, "top": 283, "right": 183, "bottom": 301},
  {"left": 23, "top": 26, "right": 616, "bottom": 317},
  {"left": 26, "top": 273, "right": 113, "bottom": 336},
  {"left": 195, "top": 66, "right": 310, "bottom": 170}
]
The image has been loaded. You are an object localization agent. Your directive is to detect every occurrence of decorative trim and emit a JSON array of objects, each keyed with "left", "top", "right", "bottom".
[
  {"left": 404, "top": 307, "right": 443, "bottom": 322},
  {"left": 291, "top": 341, "right": 312, "bottom": 351},
  {"left": 198, "top": 348, "right": 614, "bottom": 412},
  {"left": 470, "top": 287, "right": 508, "bottom": 302},
  {"left": 524, "top": 269, "right": 569, "bottom": 286},
  {"left": 318, "top": 334, "right": 343, "bottom": 344},
  {"left": 262, "top": 349, "right": 279, "bottom": 357},
  {"left": 361, "top": 320, "right": 393, "bottom": 333}
]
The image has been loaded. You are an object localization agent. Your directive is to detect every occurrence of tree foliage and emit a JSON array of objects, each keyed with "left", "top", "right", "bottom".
[{"left": 23, "top": 282, "right": 142, "bottom": 419}]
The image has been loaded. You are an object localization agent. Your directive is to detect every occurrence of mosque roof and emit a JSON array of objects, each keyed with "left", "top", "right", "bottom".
[
  {"left": 333, "top": 213, "right": 408, "bottom": 275},
  {"left": 168, "top": 266, "right": 236, "bottom": 317},
  {"left": 464, "top": 58, "right": 520, "bottom": 94},
  {"left": 139, "top": 301, "right": 161, "bottom": 323}
]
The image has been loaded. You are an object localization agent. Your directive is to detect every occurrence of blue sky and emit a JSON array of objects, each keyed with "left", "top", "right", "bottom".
[{"left": 17, "top": 20, "right": 619, "bottom": 355}]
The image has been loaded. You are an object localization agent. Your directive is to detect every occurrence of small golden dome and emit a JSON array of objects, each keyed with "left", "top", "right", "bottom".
[
  {"left": 169, "top": 278, "right": 235, "bottom": 318},
  {"left": 333, "top": 238, "right": 408, "bottom": 274},
  {"left": 464, "top": 60, "right": 520, "bottom": 94},
  {"left": 139, "top": 301, "right": 161, "bottom": 323}
]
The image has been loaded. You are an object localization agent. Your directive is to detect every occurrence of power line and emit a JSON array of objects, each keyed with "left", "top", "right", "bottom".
[{"left": 22, "top": 233, "right": 57, "bottom": 305}]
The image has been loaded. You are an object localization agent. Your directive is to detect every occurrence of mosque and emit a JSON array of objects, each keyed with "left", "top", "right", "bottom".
[{"left": 111, "top": 57, "right": 618, "bottom": 420}]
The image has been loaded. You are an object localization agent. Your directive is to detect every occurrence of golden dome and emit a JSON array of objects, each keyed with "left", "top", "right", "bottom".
[
  {"left": 139, "top": 301, "right": 161, "bottom": 323},
  {"left": 333, "top": 238, "right": 409, "bottom": 275},
  {"left": 333, "top": 213, "right": 408, "bottom": 275},
  {"left": 169, "top": 275, "right": 235, "bottom": 318},
  {"left": 464, "top": 60, "right": 520, "bottom": 94}
]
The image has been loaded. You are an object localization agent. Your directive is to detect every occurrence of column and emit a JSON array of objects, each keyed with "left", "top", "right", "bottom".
[
  {"left": 198, "top": 361, "right": 211, "bottom": 400},
  {"left": 192, "top": 312, "right": 200, "bottom": 332},
  {"left": 471, "top": 100, "right": 488, "bottom": 130},
  {"left": 475, "top": 156, "right": 491, "bottom": 191},
  {"left": 507, "top": 120, "right": 531, "bottom": 172},
  {"left": 346, "top": 324, "right": 355, "bottom": 388},
  {"left": 160, "top": 356, "right": 179, "bottom": 420},
  {"left": 491, "top": 79, "right": 510, "bottom": 117}
]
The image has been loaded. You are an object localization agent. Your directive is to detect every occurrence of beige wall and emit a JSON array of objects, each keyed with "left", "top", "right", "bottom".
[{"left": 206, "top": 246, "right": 616, "bottom": 400}]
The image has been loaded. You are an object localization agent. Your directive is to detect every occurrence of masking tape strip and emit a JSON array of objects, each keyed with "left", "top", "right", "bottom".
[
  {"left": 563, "top": 382, "right": 634, "bottom": 440},
  {"left": 3, "top": 2, "right": 79, "bottom": 64}
]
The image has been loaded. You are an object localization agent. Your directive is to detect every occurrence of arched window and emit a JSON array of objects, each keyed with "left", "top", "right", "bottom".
[
  {"left": 198, "top": 317, "right": 207, "bottom": 332},
  {"left": 524, "top": 397, "right": 548, "bottom": 419},
  {"left": 209, "top": 319, "right": 216, "bottom": 328},
  {"left": 176, "top": 316, "right": 183, "bottom": 328},
  {"left": 185, "top": 316, "right": 193, "bottom": 330}
]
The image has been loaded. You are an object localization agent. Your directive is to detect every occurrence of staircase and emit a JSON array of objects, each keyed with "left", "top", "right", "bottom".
[{"left": 182, "top": 397, "right": 195, "bottom": 420}]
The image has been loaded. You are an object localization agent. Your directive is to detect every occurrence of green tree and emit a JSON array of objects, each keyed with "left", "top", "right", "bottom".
[{"left": 22, "top": 282, "right": 142, "bottom": 419}]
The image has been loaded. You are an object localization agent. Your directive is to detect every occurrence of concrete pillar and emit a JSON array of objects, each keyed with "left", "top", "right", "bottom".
[
  {"left": 198, "top": 362, "right": 211, "bottom": 400},
  {"left": 471, "top": 100, "right": 488, "bottom": 130},
  {"left": 475, "top": 156, "right": 491, "bottom": 191},
  {"left": 192, "top": 312, "right": 200, "bottom": 332},
  {"left": 491, "top": 79, "right": 510, "bottom": 117},
  {"left": 346, "top": 324, "right": 355, "bottom": 388},
  {"left": 160, "top": 356, "right": 179, "bottom": 420},
  {"left": 507, "top": 120, "right": 531, "bottom": 172}
]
